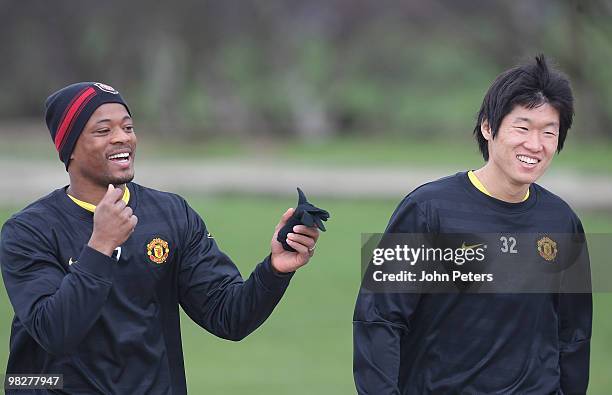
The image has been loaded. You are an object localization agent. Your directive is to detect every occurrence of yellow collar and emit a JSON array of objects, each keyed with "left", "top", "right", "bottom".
[
  {"left": 468, "top": 170, "right": 529, "bottom": 202},
  {"left": 67, "top": 186, "right": 130, "bottom": 213}
]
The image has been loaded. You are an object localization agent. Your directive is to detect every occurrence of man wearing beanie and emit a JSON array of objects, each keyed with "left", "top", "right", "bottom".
[{"left": 0, "top": 82, "right": 320, "bottom": 394}]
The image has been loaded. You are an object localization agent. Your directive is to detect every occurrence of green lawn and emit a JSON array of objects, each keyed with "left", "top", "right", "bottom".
[{"left": 0, "top": 197, "right": 611, "bottom": 394}]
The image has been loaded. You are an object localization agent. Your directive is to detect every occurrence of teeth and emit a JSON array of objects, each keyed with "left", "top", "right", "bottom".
[
  {"left": 517, "top": 155, "right": 538, "bottom": 164},
  {"left": 108, "top": 152, "right": 129, "bottom": 160}
]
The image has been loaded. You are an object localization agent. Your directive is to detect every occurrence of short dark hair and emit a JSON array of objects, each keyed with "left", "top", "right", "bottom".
[{"left": 473, "top": 55, "right": 574, "bottom": 161}]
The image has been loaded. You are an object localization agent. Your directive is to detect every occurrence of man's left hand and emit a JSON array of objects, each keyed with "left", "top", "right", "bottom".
[{"left": 270, "top": 208, "right": 320, "bottom": 273}]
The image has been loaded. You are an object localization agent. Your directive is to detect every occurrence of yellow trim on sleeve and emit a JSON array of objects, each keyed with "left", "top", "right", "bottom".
[
  {"left": 68, "top": 186, "right": 130, "bottom": 213},
  {"left": 468, "top": 170, "right": 529, "bottom": 202}
]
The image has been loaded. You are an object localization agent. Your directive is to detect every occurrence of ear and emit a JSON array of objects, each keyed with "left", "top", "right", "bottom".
[{"left": 480, "top": 119, "right": 492, "bottom": 141}]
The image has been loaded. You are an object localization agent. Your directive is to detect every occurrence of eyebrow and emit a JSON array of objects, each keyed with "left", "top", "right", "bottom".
[
  {"left": 94, "top": 115, "right": 132, "bottom": 124},
  {"left": 513, "top": 117, "right": 559, "bottom": 127}
]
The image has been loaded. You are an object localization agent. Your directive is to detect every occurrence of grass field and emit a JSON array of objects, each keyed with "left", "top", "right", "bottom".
[{"left": 0, "top": 196, "right": 611, "bottom": 394}]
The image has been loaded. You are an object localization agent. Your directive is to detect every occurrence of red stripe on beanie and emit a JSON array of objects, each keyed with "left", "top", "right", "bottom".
[
  {"left": 55, "top": 87, "right": 87, "bottom": 135},
  {"left": 58, "top": 93, "right": 97, "bottom": 152},
  {"left": 54, "top": 87, "right": 97, "bottom": 150}
]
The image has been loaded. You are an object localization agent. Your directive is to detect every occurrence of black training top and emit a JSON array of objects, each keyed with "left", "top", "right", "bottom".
[
  {"left": 1, "top": 182, "right": 293, "bottom": 394},
  {"left": 353, "top": 172, "right": 592, "bottom": 394}
]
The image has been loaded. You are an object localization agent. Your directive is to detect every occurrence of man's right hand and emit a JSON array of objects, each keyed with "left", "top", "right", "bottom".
[{"left": 88, "top": 184, "right": 138, "bottom": 256}]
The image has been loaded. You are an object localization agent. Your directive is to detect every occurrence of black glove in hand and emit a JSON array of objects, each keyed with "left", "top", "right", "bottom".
[{"left": 277, "top": 188, "right": 330, "bottom": 252}]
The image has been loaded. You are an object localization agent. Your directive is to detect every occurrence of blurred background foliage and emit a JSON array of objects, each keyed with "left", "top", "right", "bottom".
[
  {"left": 1, "top": 0, "right": 611, "bottom": 144},
  {"left": 1, "top": 1, "right": 612, "bottom": 393}
]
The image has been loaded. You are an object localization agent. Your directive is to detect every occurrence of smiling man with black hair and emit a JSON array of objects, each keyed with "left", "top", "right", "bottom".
[{"left": 353, "top": 56, "right": 592, "bottom": 394}]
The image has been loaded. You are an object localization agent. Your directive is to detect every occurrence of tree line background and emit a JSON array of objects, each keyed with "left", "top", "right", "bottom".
[{"left": 1, "top": 0, "right": 611, "bottom": 143}]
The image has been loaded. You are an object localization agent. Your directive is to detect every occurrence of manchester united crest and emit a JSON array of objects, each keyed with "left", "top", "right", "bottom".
[
  {"left": 147, "top": 237, "right": 169, "bottom": 264},
  {"left": 537, "top": 236, "right": 557, "bottom": 262},
  {"left": 93, "top": 82, "right": 119, "bottom": 94}
]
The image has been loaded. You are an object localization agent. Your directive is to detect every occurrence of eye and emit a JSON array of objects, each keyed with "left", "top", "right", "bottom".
[
  {"left": 124, "top": 125, "right": 135, "bottom": 133},
  {"left": 514, "top": 126, "right": 528, "bottom": 132},
  {"left": 94, "top": 128, "right": 110, "bottom": 135},
  {"left": 544, "top": 131, "right": 558, "bottom": 137}
]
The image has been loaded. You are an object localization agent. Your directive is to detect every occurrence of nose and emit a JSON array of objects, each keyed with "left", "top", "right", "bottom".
[
  {"left": 110, "top": 126, "right": 132, "bottom": 144},
  {"left": 523, "top": 131, "right": 543, "bottom": 153}
]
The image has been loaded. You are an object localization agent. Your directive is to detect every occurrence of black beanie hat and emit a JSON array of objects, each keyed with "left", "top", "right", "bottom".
[{"left": 45, "top": 82, "right": 131, "bottom": 170}]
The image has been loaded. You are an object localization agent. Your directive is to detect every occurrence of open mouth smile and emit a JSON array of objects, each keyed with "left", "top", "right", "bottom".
[
  {"left": 107, "top": 150, "right": 132, "bottom": 168},
  {"left": 516, "top": 154, "right": 540, "bottom": 166}
]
